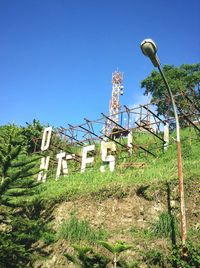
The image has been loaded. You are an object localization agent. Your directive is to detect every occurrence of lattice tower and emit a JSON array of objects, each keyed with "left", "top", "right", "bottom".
[{"left": 105, "top": 71, "right": 124, "bottom": 135}]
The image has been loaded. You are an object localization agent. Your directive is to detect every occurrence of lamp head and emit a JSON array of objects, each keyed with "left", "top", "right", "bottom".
[{"left": 140, "top": 39, "right": 160, "bottom": 67}]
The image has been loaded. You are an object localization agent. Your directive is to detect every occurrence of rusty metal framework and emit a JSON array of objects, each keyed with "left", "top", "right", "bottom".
[
  {"left": 55, "top": 102, "right": 166, "bottom": 158},
  {"left": 176, "top": 89, "right": 200, "bottom": 132},
  {"left": 159, "top": 89, "right": 200, "bottom": 133},
  {"left": 33, "top": 90, "right": 199, "bottom": 174}
]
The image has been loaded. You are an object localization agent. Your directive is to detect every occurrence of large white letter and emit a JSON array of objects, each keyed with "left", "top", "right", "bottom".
[
  {"left": 56, "top": 153, "right": 75, "bottom": 179},
  {"left": 127, "top": 131, "right": 133, "bottom": 154},
  {"left": 37, "top": 156, "right": 50, "bottom": 182},
  {"left": 100, "top": 141, "right": 116, "bottom": 172},
  {"left": 81, "top": 145, "right": 95, "bottom": 173},
  {"left": 41, "top": 127, "right": 52, "bottom": 151},
  {"left": 163, "top": 122, "right": 169, "bottom": 150},
  {"left": 56, "top": 152, "right": 67, "bottom": 179}
]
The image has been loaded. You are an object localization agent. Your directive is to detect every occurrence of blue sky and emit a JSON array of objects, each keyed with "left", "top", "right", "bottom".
[{"left": 0, "top": 0, "right": 199, "bottom": 127}]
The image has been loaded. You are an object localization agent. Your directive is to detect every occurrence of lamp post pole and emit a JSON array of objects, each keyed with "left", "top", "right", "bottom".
[{"left": 140, "top": 39, "right": 187, "bottom": 246}]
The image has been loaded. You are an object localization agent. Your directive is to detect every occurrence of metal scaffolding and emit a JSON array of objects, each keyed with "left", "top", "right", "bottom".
[{"left": 32, "top": 90, "right": 199, "bottom": 175}]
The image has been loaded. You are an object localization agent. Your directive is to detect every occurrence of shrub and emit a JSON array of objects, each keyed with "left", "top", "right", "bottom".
[
  {"left": 168, "top": 242, "right": 200, "bottom": 268},
  {"left": 64, "top": 244, "right": 110, "bottom": 267},
  {"left": 142, "top": 249, "right": 165, "bottom": 267}
]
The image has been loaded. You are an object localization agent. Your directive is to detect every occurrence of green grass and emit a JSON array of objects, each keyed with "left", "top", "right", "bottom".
[
  {"left": 35, "top": 127, "right": 200, "bottom": 205},
  {"left": 58, "top": 212, "right": 108, "bottom": 243},
  {"left": 153, "top": 212, "right": 179, "bottom": 238},
  {"left": 130, "top": 225, "right": 154, "bottom": 240}
]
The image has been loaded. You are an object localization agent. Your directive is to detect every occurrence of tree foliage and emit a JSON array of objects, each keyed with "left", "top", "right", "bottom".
[
  {"left": 0, "top": 125, "right": 42, "bottom": 267},
  {"left": 0, "top": 125, "right": 40, "bottom": 208},
  {"left": 21, "top": 119, "right": 44, "bottom": 154},
  {"left": 141, "top": 63, "right": 200, "bottom": 117}
]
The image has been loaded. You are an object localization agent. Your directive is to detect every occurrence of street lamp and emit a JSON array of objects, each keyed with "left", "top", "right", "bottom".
[{"left": 140, "top": 38, "right": 187, "bottom": 246}]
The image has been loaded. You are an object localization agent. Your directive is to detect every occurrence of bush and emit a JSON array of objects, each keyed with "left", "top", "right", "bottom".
[
  {"left": 168, "top": 242, "right": 200, "bottom": 268},
  {"left": 142, "top": 249, "right": 165, "bottom": 267}
]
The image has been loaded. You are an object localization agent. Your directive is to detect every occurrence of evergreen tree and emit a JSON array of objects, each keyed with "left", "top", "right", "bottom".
[
  {"left": 0, "top": 125, "right": 40, "bottom": 206},
  {"left": 0, "top": 125, "right": 42, "bottom": 267}
]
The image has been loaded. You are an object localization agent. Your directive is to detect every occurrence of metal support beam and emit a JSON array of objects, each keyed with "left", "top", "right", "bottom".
[
  {"left": 184, "top": 95, "right": 200, "bottom": 113},
  {"left": 58, "top": 130, "right": 84, "bottom": 146},
  {"left": 182, "top": 113, "right": 200, "bottom": 132},
  {"left": 135, "top": 121, "right": 165, "bottom": 142},
  {"left": 143, "top": 105, "right": 165, "bottom": 123},
  {"left": 101, "top": 112, "right": 129, "bottom": 132},
  {"left": 103, "top": 134, "right": 128, "bottom": 149},
  {"left": 131, "top": 142, "right": 156, "bottom": 157},
  {"left": 78, "top": 125, "right": 104, "bottom": 141}
]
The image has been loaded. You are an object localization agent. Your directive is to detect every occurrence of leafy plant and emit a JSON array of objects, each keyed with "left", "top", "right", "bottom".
[
  {"left": 98, "top": 240, "right": 132, "bottom": 268},
  {"left": 168, "top": 242, "right": 200, "bottom": 268},
  {"left": 142, "top": 249, "right": 165, "bottom": 267},
  {"left": 64, "top": 244, "right": 110, "bottom": 268}
]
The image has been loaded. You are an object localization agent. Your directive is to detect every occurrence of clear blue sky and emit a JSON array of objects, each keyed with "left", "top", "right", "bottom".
[{"left": 0, "top": 0, "right": 199, "bottom": 127}]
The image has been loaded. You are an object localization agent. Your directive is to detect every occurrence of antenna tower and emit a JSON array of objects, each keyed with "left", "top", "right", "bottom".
[{"left": 105, "top": 70, "right": 124, "bottom": 135}]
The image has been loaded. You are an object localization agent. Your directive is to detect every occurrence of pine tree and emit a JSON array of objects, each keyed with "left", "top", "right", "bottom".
[
  {"left": 0, "top": 125, "right": 40, "bottom": 207},
  {"left": 0, "top": 125, "right": 42, "bottom": 267}
]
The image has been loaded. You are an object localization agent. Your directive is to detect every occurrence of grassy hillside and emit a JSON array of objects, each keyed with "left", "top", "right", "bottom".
[
  {"left": 31, "top": 127, "right": 200, "bottom": 267},
  {"left": 1, "top": 125, "right": 199, "bottom": 267},
  {"left": 37, "top": 128, "right": 199, "bottom": 205}
]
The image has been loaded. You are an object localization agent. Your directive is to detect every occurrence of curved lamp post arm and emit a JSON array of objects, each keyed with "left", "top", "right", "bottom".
[
  {"left": 140, "top": 39, "right": 187, "bottom": 246},
  {"left": 157, "top": 65, "right": 180, "bottom": 141}
]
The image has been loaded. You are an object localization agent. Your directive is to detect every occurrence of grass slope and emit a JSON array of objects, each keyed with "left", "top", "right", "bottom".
[
  {"left": 32, "top": 127, "right": 200, "bottom": 267},
  {"left": 36, "top": 128, "right": 199, "bottom": 205}
]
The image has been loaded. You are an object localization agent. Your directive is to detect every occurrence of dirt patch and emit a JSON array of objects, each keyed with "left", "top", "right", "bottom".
[
  {"left": 33, "top": 178, "right": 200, "bottom": 267},
  {"left": 52, "top": 193, "right": 165, "bottom": 239}
]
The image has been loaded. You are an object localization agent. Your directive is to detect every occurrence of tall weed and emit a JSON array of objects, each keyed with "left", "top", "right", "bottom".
[{"left": 59, "top": 213, "right": 108, "bottom": 243}]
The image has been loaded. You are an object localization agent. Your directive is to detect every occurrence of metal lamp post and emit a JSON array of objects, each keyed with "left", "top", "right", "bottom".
[{"left": 140, "top": 39, "right": 187, "bottom": 245}]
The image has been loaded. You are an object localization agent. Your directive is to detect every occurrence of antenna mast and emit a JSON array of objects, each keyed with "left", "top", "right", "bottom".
[{"left": 105, "top": 70, "right": 124, "bottom": 135}]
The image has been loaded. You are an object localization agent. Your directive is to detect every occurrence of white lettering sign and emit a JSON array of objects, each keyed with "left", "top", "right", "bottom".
[
  {"left": 56, "top": 152, "right": 67, "bottom": 179},
  {"left": 41, "top": 127, "right": 52, "bottom": 151},
  {"left": 38, "top": 126, "right": 166, "bottom": 181},
  {"left": 164, "top": 122, "right": 169, "bottom": 150},
  {"left": 100, "top": 141, "right": 116, "bottom": 172},
  {"left": 81, "top": 145, "right": 95, "bottom": 173},
  {"left": 127, "top": 131, "right": 133, "bottom": 154},
  {"left": 37, "top": 156, "right": 50, "bottom": 182}
]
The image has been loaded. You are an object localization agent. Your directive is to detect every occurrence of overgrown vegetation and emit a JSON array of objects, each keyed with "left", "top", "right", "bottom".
[
  {"left": 64, "top": 244, "right": 110, "bottom": 268},
  {"left": 0, "top": 121, "right": 199, "bottom": 267},
  {"left": 0, "top": 124, "right": 52, "bottom": 267}
]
